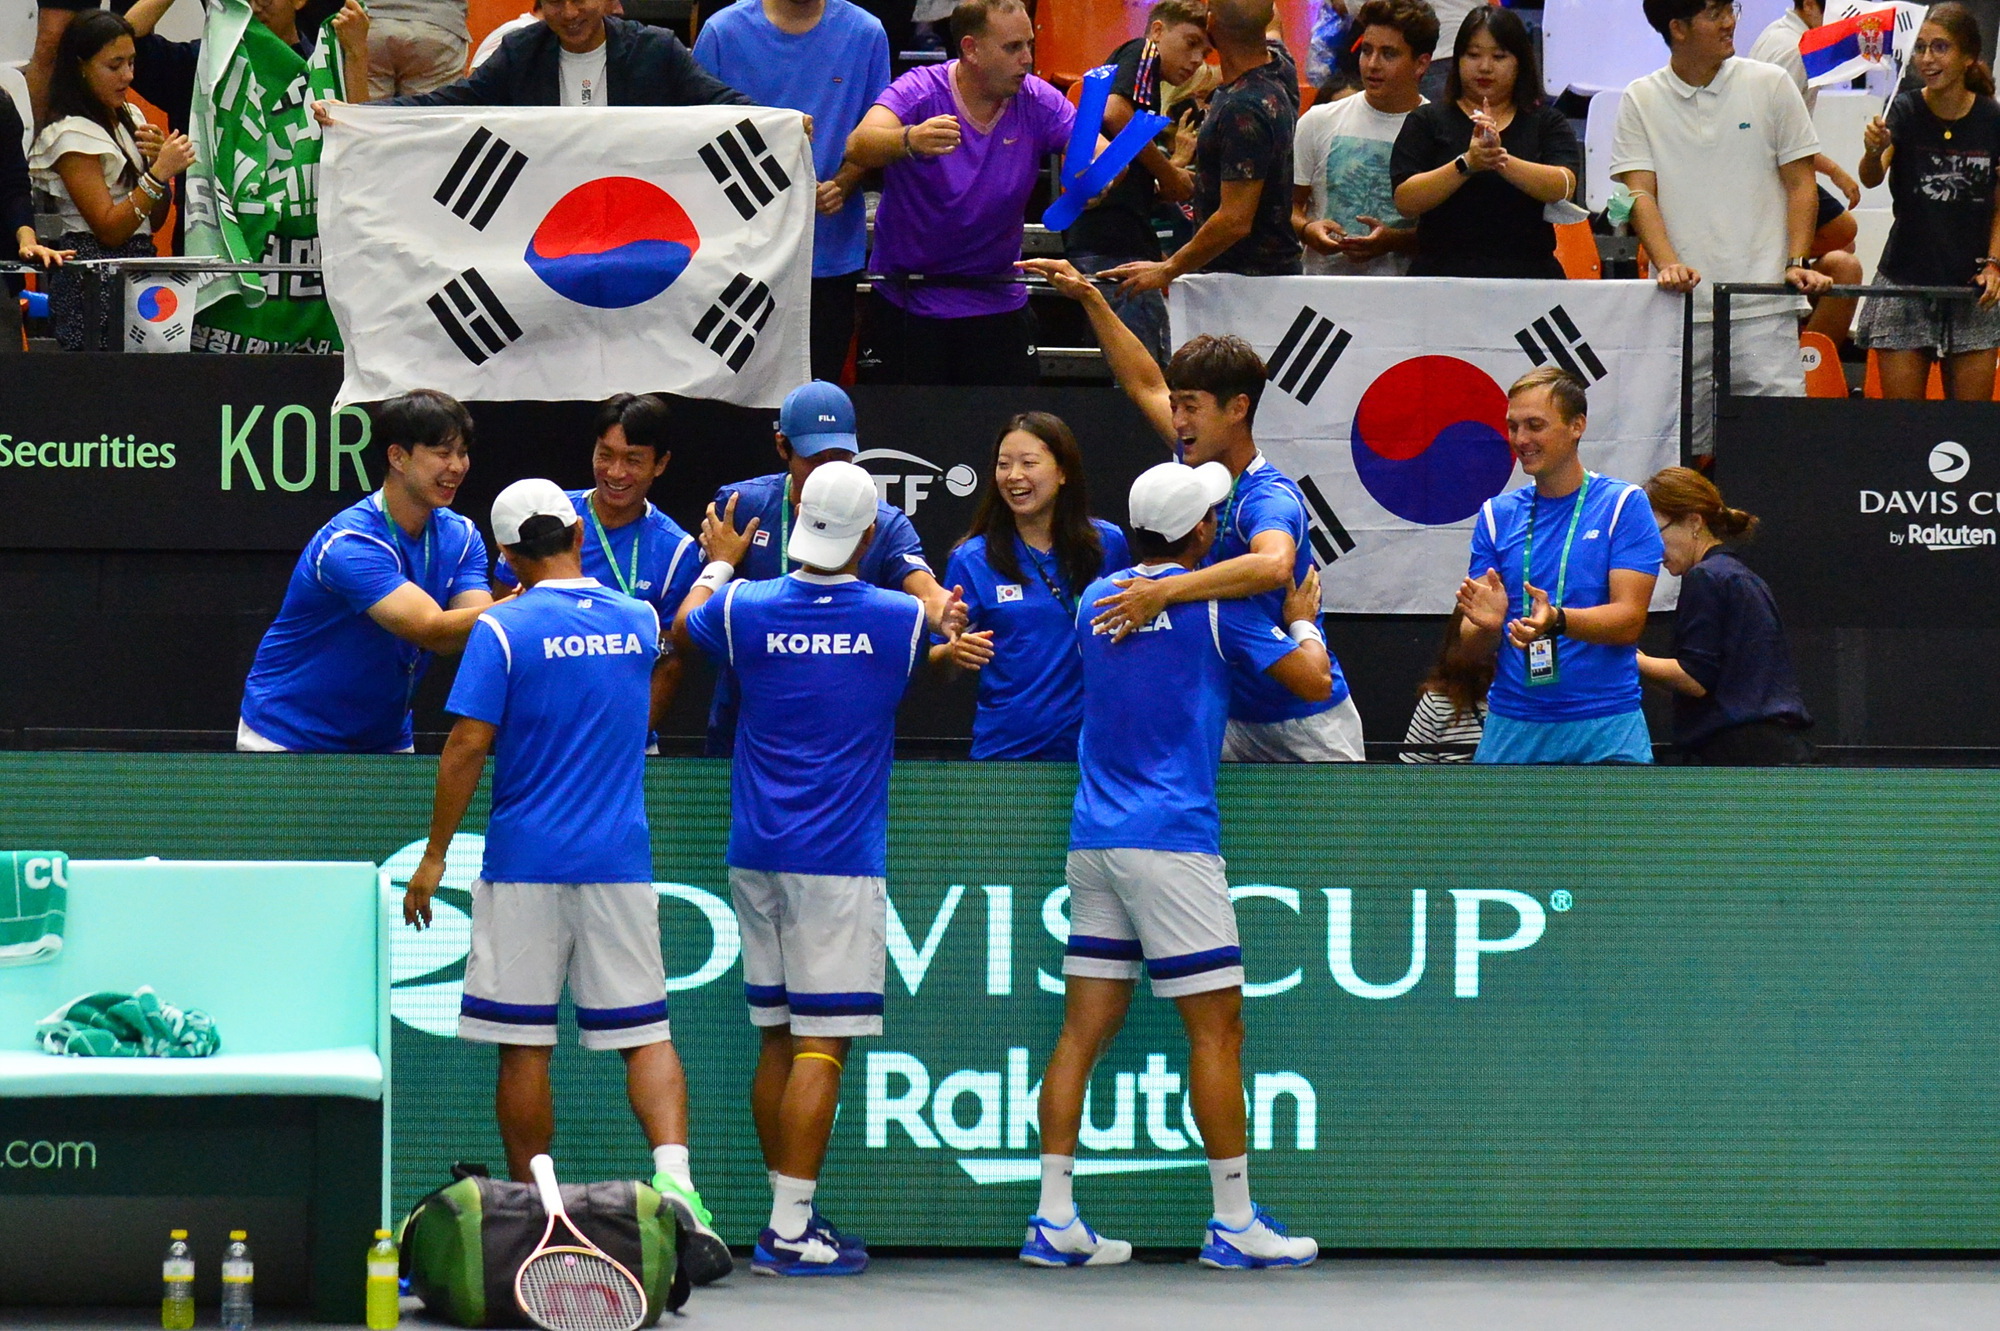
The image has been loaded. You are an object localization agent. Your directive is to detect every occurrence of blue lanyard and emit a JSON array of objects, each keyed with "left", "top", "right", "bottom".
[
  {"left": 1522, "top": 474, "right": 1592, "bottom": 618},
  {"left": 1020, "top": 539, "right": 1074, "bottom": 614}
]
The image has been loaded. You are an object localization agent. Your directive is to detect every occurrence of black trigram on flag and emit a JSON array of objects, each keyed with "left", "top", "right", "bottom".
[
  {"left": 1515, "top": 304, "right": 1607, "bottom": 382},
  {"left": 1298, "top": 475, "right": 1357, "bottom": 566},
  {"left": 433, "top": 127, "right": 529, "bottom": 231},
  {"left": 428, "top": 269, "right": 521, "bottom": 366},
  {"left": 1267, "top": 307, "right": 1352, "bottom": 405},
  {"left": 700, "top": 119, "right": 792, "bottom": 221},
  {"left": 693, "top": 273, "right": 776, "bottom": 372}
]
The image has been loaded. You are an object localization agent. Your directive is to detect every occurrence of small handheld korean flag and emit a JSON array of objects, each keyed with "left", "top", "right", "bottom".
[
  {"left": 320, "top": 105, "right": 814, "bottom": 407},
  {"left": 124, "top": 272, "right": 204, "bottom": 353}
]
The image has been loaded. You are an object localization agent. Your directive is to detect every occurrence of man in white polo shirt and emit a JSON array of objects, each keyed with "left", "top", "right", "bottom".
[{"left": 1613, "top": 0, "right": 1831, "bottom": 457}]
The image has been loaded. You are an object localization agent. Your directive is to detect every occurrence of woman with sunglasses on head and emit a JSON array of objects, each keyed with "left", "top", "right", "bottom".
[
  {"left": 1857, "top": 2, "right": 2000, "bottom": 400},
  {"left": 932, "top": 412, "right": 1130, "bottom": 761},
  {"left": 1637, "top": 468, "right": 1813, "bottom": 766}
]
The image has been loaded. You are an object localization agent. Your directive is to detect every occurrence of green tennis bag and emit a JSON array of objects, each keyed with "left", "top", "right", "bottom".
[{"left": 401, "top": 1165, "right": 688, "bottom": 1327}]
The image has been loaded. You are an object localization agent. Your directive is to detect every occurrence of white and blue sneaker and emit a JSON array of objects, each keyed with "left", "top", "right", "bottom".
[
  {"left": 1198, "top": 1206, "right": 1318, "bottom": 1270},
  {"left": 810, "top": 1204, "right": 866, "bottom": 1255},
  {"left": 1019, "top": 1213, "right": 1134, "bottom": 1267},
  {"left": 751, "top": 1222, "right": 869, "bottom": 1277}
]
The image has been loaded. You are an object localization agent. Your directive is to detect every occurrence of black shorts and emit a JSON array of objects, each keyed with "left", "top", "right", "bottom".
[{"left": 1816, "top": 183, "right": 1846, "bottom": 231}]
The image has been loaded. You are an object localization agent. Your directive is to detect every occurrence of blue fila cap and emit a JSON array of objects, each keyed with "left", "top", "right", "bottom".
[{"left": 777, "top": 380, "right": 859, "bottom": 458}]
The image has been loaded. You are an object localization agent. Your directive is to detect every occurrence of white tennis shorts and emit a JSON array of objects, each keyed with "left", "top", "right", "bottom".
[
  {"left": 1222, "top": 697, "right": 1365, "bottom": 763},
  {"left": 1062, "top": 849, "right": 1244, "bottom": 998},
  {"left": 730, "top": 867, "right": 887, "bottom": 1037},
  {"left": 458, "top": 881, "right": 670, "bottom": 1051}
]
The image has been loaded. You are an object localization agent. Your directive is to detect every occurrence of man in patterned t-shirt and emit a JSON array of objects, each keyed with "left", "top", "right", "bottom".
[{"left": 1101, "top": 0, "right": 1302, "bottom": 292}]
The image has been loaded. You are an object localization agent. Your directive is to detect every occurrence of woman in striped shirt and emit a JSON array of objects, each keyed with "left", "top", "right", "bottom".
[{"left": 1401, "top": 610, "right": 1492, "bottom": 763}]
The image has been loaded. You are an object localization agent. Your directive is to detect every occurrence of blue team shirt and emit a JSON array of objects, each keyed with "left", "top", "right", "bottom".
[
  {"left": 495, "top": 492, "right": 700, "bottom": 620},
  {"left": 1469, "top": 475, "right": 1665, "bottom": 724},
  {"left": 940, "top": 520, "right": 1130, "bottom": 760},
  {"left": 1070, "top": 565, "right": 1301, "bottom": 854},
  {"left": 687, "top": 572, "right": 925, "bottom": 877},
  {"left": 693, "top": 0, "right": 890, "bottom": 276},
  {"left": 447, "top": 579, "right": 658, "bottom": 884},
  {"left": 706, "top": 472, "right": 934, "bottom": 753},
  {"left": 241, "top": 494, "right": 489, "bottom": 752},
  {"left": 1207, "top": 456, "right": 1350, "bottom": 723}
]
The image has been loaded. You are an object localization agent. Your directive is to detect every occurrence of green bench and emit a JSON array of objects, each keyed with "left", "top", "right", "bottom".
[{"left": 0, "top": 859, "right": 390, "bottom": 1322}]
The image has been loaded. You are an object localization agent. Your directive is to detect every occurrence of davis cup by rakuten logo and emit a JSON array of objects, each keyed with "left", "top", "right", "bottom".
[
  {"left": 1931, "top": 441, "right": 1971, "bottom": 483},
  {"left": 1863, "top": 441, "right": 2000, "bottom": 550}
]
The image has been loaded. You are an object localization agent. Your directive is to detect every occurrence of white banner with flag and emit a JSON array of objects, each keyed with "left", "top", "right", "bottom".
[
  {"left": 320, "top": 105, "right": 813, "bottom": 408},
  {"left": 1169, "top": 275, "right": 1685, "bottom": 615}
]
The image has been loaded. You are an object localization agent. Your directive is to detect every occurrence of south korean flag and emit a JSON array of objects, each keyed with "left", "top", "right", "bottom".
[{"left": 319, "top": 105, "right": 814, "bottom": 408}]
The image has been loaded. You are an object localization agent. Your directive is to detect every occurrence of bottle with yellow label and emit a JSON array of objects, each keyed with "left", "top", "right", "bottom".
[
  {"left": 365, "top": 1229, "right": 400, "bottom": 1330},
  {"left": 161, "top": 1230, "right": 194, "bottom": 1330}
]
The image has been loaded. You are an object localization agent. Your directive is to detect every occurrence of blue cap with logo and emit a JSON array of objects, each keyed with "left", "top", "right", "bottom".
[{"left": 777, "top": 380, "right": 859, "bottom": 458}]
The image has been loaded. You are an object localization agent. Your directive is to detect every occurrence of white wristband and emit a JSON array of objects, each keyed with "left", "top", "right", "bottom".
[
  {"left": 694, "top": 560, "right": 735, "bottom": 594},
  {"left": 1287, "top": 619, "right": 1324, "bottom": 646}
]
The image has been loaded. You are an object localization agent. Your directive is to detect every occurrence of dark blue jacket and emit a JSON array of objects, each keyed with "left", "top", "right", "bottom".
[
  {"left": 1671, "top": 546, "right": 1812, "bottom": 748},
  {"left": 390, "top": 17, "right": 751, "bottom": 108},
  {"left": 1, "top": 90, "right": 31, "bottom": 241}
]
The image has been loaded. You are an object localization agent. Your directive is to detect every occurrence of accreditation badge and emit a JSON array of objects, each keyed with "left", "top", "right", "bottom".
[{"left": 1525, "top": 636, "right": 1559, "bottom": 687}]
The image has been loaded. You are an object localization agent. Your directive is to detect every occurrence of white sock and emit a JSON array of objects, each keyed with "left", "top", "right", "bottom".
[
  {"left": 1037, "top": 1154, "right": 1076, "bottom": 1226},
  {"left": 1208, "top": 1155, "right": 1253, "bottom": 1228},
  {"left": 768, "top": 1173, "right": 817, "bottom": 1241},
  {"left": 651, "top": 1144, "right": 692, "bottom": 1192}
]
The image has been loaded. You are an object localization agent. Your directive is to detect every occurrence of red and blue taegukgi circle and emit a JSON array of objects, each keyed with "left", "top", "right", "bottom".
[
  {"left": 525, "top": 177, "right": 700, "bottom": 309},
  {"left": 135, "top": 285, "right": 178, "bottom": 323},
  {"left": 1350, "top": 355, "right": 1516, "bottom": 526}
]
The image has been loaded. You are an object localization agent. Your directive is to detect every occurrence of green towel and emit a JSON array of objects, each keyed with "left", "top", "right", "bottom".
[
  {"left": 0, "top": 851, "right": 68, "bottom": 967},
  {"left": 36, "top": 987, "right": 221, "bottom": 1058}
]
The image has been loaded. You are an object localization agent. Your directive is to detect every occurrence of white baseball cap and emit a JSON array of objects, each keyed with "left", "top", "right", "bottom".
[
  {"left": 491, "top": 478, "right": 579, "bottom": 548},
  {"left": 1128, "top": 461, "right": 1232, "bottom": 542},
  {"left": 788, "top": 460, "right": 880, "bottom": 570}
]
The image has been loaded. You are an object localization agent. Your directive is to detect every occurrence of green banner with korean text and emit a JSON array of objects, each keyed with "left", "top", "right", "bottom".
[{"left": 0, "top": 754, "right": 1995, "bottom": 1248}]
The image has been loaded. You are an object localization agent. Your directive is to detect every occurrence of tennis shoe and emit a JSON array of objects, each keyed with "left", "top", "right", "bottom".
[
  {"left": 652, "top": 1172, "right": 733, "bottom": 1286},
  {"left": 1198, "top": 1205, "right": 1318, "bottom": 1270},
  {"left": 1019, "top": 1213, "right": 1133, "bottom": 1267},
  {"left": 810, "top": 1204, "right": 866, "bottom": 1255},
  {"left": 751, "top": 1224, "right": 869, "bottom": 1277}
]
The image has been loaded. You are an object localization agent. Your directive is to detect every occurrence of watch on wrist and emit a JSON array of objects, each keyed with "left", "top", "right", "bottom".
[
  {"left": 1787, "top": 256, "right": 1812, "bottom": 270},
  {"left": 1453, "top": 155, "right": 1470, "bottom": 176},
  {"left": 1552, "top": 607, "right": 1567, "bottom": 638}
]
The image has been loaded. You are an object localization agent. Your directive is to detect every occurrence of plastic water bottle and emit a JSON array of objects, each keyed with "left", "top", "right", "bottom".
[
  {"left": 365, "top": 1229, "right": 399, "bottom": 1330},
  {"left": 161, "top": 1230, "right": 194, "bottom": 1330},
  {"left": 221, "top": 1230, "right": 253, "bottom": 1331}
]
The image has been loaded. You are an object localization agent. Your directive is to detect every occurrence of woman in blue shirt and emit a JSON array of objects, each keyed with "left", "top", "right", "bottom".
[
  {"left": 934, "top": 412, "right": 1129, "bottom": 760},
  {"left": 1638, "top": 468, "right": 1813, "bottom": 765}
]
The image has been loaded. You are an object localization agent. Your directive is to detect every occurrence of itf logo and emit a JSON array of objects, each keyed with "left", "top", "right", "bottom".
[
  {"left": 525, "top": 178, "right": 702, "bottom": 309},
  {"left": 1351, "top": 356, "right": 1515, "bottom": 526}
]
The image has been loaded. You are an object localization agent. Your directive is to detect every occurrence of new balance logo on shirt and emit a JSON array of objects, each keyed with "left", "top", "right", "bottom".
[
  {"left": 543, "top": 632, "right": 647, "bottom": 658},
  {"left": 766, "top": 632, "right": 876, "bottom": 655}
]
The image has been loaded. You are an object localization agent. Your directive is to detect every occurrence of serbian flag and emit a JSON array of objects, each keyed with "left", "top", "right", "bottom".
[{"left": 1801, "top": 5, "right": 1900, "bottom": 87}]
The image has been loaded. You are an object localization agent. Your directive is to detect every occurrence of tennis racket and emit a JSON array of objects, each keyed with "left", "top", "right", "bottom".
[{"left": 514, "top": 1154, "right": 648, "bottom": 1331}]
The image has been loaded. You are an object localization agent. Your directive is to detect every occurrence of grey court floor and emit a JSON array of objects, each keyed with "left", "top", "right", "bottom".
[{"left": 5, "top": 1259, "right": 1999, "bottom": 1331}]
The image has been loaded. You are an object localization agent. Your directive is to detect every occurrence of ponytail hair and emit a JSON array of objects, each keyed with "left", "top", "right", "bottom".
[
  {"left": 1926, "top": 3, "right": 1995, "bottom": 96},
  {"left": 1646, "top": 466, "right": 1760, "bottom": 542}
]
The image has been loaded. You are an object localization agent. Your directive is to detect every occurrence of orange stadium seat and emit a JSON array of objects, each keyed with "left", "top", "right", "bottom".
[
  {"left": 1555, "top": 222, "right": 1600, "bottom": 280},
  {"left": 1798, "top": 332, "right": 1846, "bottom": 399},
  {"left": 1863, "top": 348, "right": 1945, "bottom": 400}
]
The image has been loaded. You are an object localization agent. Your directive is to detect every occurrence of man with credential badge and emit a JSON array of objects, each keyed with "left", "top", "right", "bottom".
[
  {"left": 492, "top": 394, "right": 701, "bottom": 751},
  {"left": 1455, "top": 367, "right": 1665, "bottom": 765}
]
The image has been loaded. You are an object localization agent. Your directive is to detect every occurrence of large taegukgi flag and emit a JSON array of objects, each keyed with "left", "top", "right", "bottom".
[
  {"left": 319, "top": 105, "right": 813, "bottom": 408},
  {"left": 1169, "top": 275, "right": 1685, "bottom": 615}
]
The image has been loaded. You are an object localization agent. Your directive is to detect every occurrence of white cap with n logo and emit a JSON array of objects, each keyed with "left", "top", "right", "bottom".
[{"left": 788, "top": 460, "right": 879, "bottom": 571}]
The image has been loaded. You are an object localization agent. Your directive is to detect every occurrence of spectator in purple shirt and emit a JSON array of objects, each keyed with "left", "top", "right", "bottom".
[{"left": 845, "top": 0, "right": 1076, "bottom": 384}]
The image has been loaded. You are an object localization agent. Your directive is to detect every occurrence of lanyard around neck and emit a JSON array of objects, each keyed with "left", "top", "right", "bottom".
[
  {"left": 378, "top": 493, "right": 433, "bottom": 587},
  {"left": 587, "top": 498, "right": 641, "bottom": 598},
  {"left": 779, "top": 485, "right": 793, "bottom": 574},
  {"left": 1522, "top": 474, "right": 1592, "bottom": 619},
  {"left": 1020, "top": 538, "right": 1074, "bottom": 613}
]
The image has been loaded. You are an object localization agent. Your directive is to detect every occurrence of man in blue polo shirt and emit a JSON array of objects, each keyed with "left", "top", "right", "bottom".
[
  {"left": 1455, "top": 367, "right": 1664, "bottom": 764},
  {"left": 493, "top": 394, "right": 701, "bottom": 747},
  {"left": 239, "top": 390, "right": 494, "bottom": 753},
  {"left": 400, "top": 479, "right": 731, "bottom": 1286},
  {"left": 1025, "top": 461, "right": 1328, "bottom": 1272},
  {"left": 676, "top": 459, "right": 927, "bottom": 1277},
  {"left": 702, "top": 379, "right": 959, "bottom": 754},
  {"left": 1022, "top": 258, "right": 1363, "bottom": 761},
  {"left": 693, "top": 0, "right": 890, "bottom": 381}
]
